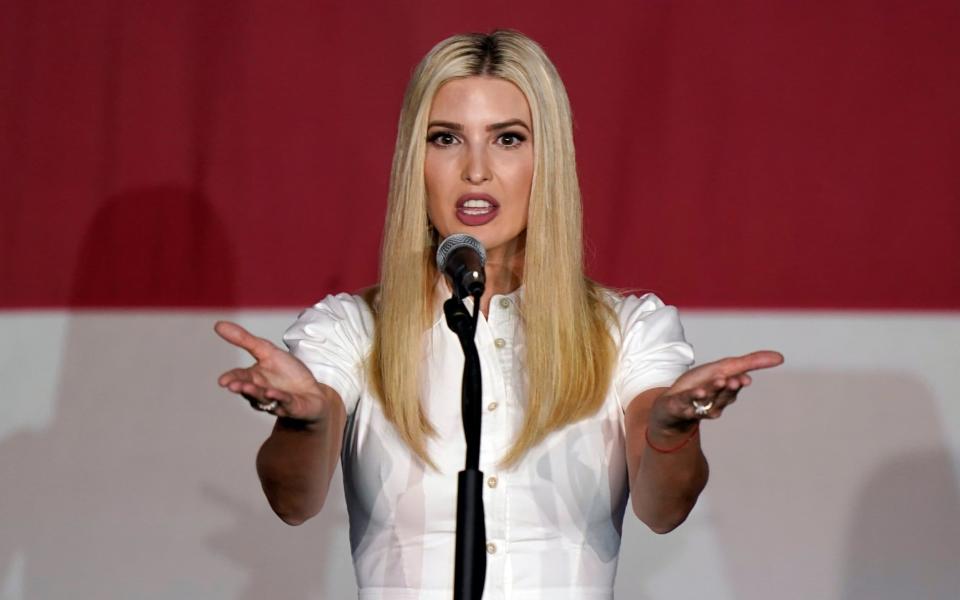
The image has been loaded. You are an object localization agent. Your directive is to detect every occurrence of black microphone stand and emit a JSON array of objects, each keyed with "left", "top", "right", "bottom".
[{"left": 443, "top": 290, "right": 486, "bottom": 600}]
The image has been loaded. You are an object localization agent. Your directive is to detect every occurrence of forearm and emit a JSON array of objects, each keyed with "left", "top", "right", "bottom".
[
  {"left": 256, "top": 400, "right": 345, "bottom": 525},
  {"left": 628, "top": 422, "right": 709, "bottom": 534}
]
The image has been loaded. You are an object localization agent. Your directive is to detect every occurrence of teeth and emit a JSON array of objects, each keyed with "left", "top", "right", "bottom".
[{"left": 459, "top": 198, "right": 495, "bottom": 216}]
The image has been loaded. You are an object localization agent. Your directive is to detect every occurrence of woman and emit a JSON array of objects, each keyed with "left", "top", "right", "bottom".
[{"left": 216, "top": 30, "right": 782, "bottom": 599}]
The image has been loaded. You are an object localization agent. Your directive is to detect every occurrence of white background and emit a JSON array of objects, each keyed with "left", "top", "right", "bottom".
[{"left": 2, "top": 310, "right": 958, "bottom": 599}]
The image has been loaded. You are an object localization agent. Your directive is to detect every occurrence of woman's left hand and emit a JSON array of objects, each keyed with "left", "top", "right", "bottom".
[{"left": 649, "top": 350, "right": 784, "bottom": 432}]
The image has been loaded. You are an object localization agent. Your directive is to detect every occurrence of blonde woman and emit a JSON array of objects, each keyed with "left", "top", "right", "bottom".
[{"left": 215, "top": 30, "right": 782, "bottom": 599}]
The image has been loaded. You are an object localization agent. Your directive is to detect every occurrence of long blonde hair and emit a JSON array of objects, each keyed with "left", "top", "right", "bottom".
[{"left": 368, "top": 30, "right": 616, "bottom": 469}]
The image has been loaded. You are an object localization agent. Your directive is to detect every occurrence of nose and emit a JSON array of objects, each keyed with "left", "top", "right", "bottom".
[{"left": 462, "top": 146, "right": 491, "bottom": 184}]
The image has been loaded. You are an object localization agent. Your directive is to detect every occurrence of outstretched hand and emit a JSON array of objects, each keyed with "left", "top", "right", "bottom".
[
  {"left": 649, "top": 350, "right": 784, "bottom": 432},
  {"left": 214, "top": 321, "right": 332, "bottom": 423}
]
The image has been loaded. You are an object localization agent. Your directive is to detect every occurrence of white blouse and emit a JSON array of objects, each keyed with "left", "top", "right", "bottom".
[{"left": 283, "top": 283, "right": 694, "bottom": 600}]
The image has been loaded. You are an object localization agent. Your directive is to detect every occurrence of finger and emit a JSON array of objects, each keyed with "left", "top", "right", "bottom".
[
  {"left": 243, "top": 392, "right": 279, "bottom": 414},
  {"left": 235, "top": 382, "right": 274, "bottom": 407},
  {"left": 240, "top": 381, "right": 272, "bottom": 401},
  {"left": 684, "top": 392, "right": 716, "bottom": 420},
  {"left": 679, "top": 352, "right": 781, "bottom": 390},
  {"left": 669, "top": 386, "right": 714, "bottom": 420},
  {"left": 245, "top": 383, "right": 294, "bottom": 408},
  {"left": 241, "top": 385, "right": 276, "bottom": 408},
  {"left": 214, "top": 321, "right": 276, "bottom": 360},
  {"left": 662, "top": 391, "right": 703, "bottom": 423},
  {"left": 709, "top": 351, "right": 784, "bottom": 378},
  {"left": 712, "top": 385, "right": 739, "bottom": 412},
  {"left": 263, "top": 389, "right": 295, "bottom": 417},
  {"left": 680, "top": 378, "right": 740, "bottom": 418},
  {"left": 222, "top": 371, "right": 273, "bottom": 394},
  {"left": 711, "top": 376, "right": 741, "bottom": 391},
  {"left": 227, "top": 380, "right": 247, "bottom": 394},
  {"left": 263, "top": 387, "right": 294, "bottom": 404},
  {"left": 243, "top": 387, "right": 294, "bottom": 416},
  {"left": 722, "top": 351, "right": 783, "bottom": 374},
  {"left": 218, "top": 367, "right": 254, "bottom": 387}
]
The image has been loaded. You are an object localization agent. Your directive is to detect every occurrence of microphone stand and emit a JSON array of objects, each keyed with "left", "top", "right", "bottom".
[{"left": 443, "top": 291, "right": 486, "bottom": 600}]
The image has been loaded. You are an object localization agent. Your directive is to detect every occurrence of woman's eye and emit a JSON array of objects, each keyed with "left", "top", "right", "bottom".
[
  {"left": 498, "top": 132, "right": 527, "bottom": 147},
  {"left": 428, "top": 132, "right": 458, "bottom": 146}
]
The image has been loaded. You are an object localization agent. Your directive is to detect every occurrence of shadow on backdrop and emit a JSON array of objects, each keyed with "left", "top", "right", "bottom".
[
  {"left": 841, "top": 448, "right": 960, "bottom": 600},
  {"left": 703, "top": 371, "right": 959, "bottom": 600},
  {"left": 0, "top": 186, "right": 354, "bottom": 598}
]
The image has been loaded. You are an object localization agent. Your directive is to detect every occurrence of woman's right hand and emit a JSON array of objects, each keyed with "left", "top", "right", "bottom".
[{"left": 214, "top": 321, "right": 332, "bottom": 423}]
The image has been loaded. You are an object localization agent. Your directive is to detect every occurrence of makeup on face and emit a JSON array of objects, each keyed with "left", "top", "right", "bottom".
[{"left": 424, "top": 76, "right": 534, "bottom": 261}]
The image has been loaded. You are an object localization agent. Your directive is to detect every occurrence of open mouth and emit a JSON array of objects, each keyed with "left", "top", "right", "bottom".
[
  {"left": 457, "top": 194, "right": 500, "bottom": 226},
  {"left": 456, "top": 194, "right": 500, "bottom": 226}
]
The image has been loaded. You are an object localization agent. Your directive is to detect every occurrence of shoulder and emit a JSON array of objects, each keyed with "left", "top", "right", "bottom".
[
  {"left": 282, "top": 291, "right": 375, "bottom": 415},
  {"left": 603, "top": 289, "right": 695, "bottom": 409},
  {"left": 282, "top": 291, "right": 375, "bottom": 350},
  {"left": 598, "top": 288, "right": 682, "bottom": 341},
  {"left": 603, "top": 289, "right": 672, "bottom": 314}
]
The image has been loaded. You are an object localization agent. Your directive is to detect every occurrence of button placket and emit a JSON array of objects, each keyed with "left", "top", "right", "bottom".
[
  {"left": 481, "top": 301, "right": 510, "bottom": 567},
  {"left": 481, "top": 305, "right": 508, "bottom": 421},
  {"left": 489, "top": 298, "right": 516, "bottom": 414},
  {"left": 477, "top": 301, "right": 511, "bottom": 480},
  {"left": 482, "top": 296, "right": 516, "bottom": 583}
]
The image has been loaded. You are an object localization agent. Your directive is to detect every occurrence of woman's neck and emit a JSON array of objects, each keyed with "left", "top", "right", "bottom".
[{"left": 477, "top": 238, "right": 525, "bottom": 317}]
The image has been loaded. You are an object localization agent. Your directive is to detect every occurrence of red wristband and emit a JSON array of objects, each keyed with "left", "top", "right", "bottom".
[{"left": 644, "top": 423, "right": 700, "bottom": 454}]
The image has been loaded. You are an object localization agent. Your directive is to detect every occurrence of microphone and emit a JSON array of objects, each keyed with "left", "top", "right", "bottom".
[{"left": 436, "top": 234, "right": 486, "bottom": 299}]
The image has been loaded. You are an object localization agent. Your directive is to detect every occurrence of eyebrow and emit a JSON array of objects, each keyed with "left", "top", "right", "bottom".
[{"left": 427, "top": 119, "right": 531, "bottom": 133}]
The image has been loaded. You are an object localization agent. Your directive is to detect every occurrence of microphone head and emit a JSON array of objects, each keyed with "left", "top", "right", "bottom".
[{"left": 435, "top": 233, "right": 486, "bottom": 272}]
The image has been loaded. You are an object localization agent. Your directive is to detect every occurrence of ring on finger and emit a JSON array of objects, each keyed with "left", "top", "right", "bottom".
[
  {"left": 692, "top": 399, "right": 714, "bottom": 417},
  {"left": 255, "top": 400, "right": 279, "bottom": 412}
]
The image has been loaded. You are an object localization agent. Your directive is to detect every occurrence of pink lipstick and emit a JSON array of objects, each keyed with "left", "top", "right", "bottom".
[{"left": 456, "top": 193, "right": 500, "bottom": 226}]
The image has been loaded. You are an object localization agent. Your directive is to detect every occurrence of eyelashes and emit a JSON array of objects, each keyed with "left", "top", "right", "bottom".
[
  {"left": 497, "top": 132, "right": 527, "bottom": 147},
  {"left": 426, "top": 131, "right": 528, "bottom": 148},
  {"left": 427, "top": 131, "right": 458, "bottom": 146}
]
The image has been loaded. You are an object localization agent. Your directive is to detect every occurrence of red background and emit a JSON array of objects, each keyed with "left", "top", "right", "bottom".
[{"left": 2, "top": 1, "right": 958, "bottom": 309}]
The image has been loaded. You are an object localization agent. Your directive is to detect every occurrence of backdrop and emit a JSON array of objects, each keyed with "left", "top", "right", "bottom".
[{"left": 2, "top": 1, "right": 958, "bottom": 599}]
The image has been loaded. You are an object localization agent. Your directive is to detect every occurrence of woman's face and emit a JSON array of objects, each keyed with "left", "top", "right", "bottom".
[{"left": 424, "top": 76, "right": 534, "bottom": 261}]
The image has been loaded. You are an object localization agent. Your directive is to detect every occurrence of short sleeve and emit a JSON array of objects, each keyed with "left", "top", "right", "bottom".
[
  {"left": 612, "top": 292, "right": 695, "bottom": 412},
  {"left": 282, "top": 293, "right": 374, "bottom": 416}
]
